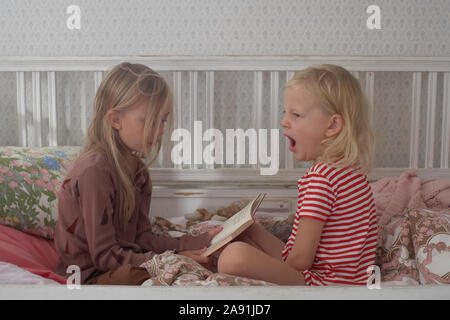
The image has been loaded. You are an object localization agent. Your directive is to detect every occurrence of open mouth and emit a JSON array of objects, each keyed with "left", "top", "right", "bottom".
[{"left": 284, "top": 134, "right": 296, "bottom": 152}]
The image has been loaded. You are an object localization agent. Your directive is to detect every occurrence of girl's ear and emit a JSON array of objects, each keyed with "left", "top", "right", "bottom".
[
  {"left": 325, "top": 114, "right": 343, "bottom": 138},
  {"left": 106, "top": 109, "right": 122, "bottom": 130}
]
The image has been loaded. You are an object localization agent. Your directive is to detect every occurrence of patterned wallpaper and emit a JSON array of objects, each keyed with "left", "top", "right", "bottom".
[
  {"left": 0, "top": 1, "right": 449, "bottom": 169},
  {"left": 0, "top": 0, "right": 448, "bottom": 57}
]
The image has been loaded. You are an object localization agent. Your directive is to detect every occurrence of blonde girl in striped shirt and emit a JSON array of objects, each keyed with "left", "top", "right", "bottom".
[{"left": 217, "top": 64, "right": 377, "bottom": 286}]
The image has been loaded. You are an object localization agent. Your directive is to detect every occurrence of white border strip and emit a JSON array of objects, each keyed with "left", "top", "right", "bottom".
[{"left": 2, "top": 283, "right": 450, "bottom": 300}]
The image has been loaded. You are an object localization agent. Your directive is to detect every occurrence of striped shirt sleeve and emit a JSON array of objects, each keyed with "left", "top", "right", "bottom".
[{"left": 297, "top": 173, "right": 336, "bottom": 222}]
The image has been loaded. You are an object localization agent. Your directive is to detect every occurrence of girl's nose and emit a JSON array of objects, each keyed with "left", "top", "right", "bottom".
[{"left": 280, "top": 115, "right": 289, "bottom": 128}]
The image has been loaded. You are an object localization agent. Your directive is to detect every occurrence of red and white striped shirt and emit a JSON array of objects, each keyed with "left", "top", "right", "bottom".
[{"left": 281, "top": 163, "right": 378, "bottom": 286}]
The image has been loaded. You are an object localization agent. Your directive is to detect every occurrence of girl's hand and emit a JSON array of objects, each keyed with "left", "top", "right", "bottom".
[
  {"left": 178, "top": 248, "right": 210, "bottom": 265},
  {"left": 178, "top": 227, "right": 222, "bottom": 268},
  {"left": 207, "top": 226, "right": 223, "bottom": 241}
]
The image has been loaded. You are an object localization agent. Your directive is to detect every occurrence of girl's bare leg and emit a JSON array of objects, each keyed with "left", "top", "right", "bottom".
[
  {"left": 217, "top": 241, "right": 305, "bottom": 285},
  {"left": 235, "top": 222, "right": 285, "bottom": 260}
]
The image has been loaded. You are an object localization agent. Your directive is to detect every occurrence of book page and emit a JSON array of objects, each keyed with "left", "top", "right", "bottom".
[{"left": 209, "top": 200, "right": 254, "bottom": 246}]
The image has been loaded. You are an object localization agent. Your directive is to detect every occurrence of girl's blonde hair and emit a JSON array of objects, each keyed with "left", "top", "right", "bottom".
[
  {"left": 76, "top": 62, "right": 173, "bottom": 228},
  {"left": 286, "top": 64, "right": 375, "bottom": 173}
]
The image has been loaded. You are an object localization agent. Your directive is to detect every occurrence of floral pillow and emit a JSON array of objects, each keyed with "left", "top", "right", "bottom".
[
  {"left": 376, "top": 213, "right": 419, "bottom": 283},
  {"left": 0, "top": 146, "right": 81, "bottom": 239},
  {"left": 408, "top": 208, "right": 450, "bottom": 285}
]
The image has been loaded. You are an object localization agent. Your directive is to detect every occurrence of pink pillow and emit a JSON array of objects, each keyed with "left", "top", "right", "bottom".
[{"left": 0, "top": 224, "right": 66, "bottom": 284}]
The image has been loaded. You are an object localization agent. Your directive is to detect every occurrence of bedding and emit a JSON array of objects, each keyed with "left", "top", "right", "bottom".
[
  {"left": 376, "top": 207, "right": 450, "bottom": 285},
  {"left": 0, "top": 261, "right": 61, "bottom": 285},
  {"left": 0, "top": 224, "right": 66, "bottom": 284},
  {"left": 0, "top": 146, "right": 449, "bottom": 287},
  {"left": 0, "top": 212, "right": 286, "bottom": 287},
  {"left": 0, "top": 206, "right": 449, "bottom": 287},
  {"left": 0, "top": 146, "right": 80, "bottom": 239}
]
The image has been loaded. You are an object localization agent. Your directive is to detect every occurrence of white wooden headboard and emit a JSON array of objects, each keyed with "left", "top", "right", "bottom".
[{"left": 1, "top": 56, "right": 449, "bottom": 217}]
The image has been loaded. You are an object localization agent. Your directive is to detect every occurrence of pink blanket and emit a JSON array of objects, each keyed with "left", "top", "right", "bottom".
[
  {"left": 0, "top": 225, "right": 66, "bottom": 284},
  {"left": 371, "top": 170, "right": 450, "bottom": 226}
]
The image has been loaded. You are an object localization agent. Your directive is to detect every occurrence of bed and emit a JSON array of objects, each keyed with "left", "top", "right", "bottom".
[{"left": 0, "top": 56, "right": 449, "bottom": 299}]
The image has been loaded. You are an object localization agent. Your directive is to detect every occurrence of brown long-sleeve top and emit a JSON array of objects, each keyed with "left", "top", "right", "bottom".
[{"left": 54, "top": 151, "right": 210, "bottom": 283}]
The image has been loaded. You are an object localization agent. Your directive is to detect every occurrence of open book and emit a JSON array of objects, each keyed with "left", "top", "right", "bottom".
[{"left": 201, "top": 193, "right": 266, "bottom": 257}]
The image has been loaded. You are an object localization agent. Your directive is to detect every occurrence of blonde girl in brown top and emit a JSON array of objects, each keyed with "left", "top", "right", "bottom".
[{"left": 54, "top": 63, "right": 221, "bottom": 285}]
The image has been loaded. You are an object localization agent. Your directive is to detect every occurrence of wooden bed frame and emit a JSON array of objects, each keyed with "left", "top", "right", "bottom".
[{"left": 0, "top": 56, "right": 449, "bottom": 299}]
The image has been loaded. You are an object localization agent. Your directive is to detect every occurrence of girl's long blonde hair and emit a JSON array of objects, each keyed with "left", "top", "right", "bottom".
[
  {"left": 287, "top": 64, "right": 375, "bottom": 173},
  {"left": 76, "top": 62, "right": 173, "bottom": 228}
]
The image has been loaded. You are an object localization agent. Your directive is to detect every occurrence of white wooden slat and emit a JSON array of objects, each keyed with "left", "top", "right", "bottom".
[
  {"left": 253, "top": 72, "right": 263, "bottom": 169},
  {"left": 270, "top": 72, "right": 279, "bottom": 130},
  {"left": 157, "top": 141, "right": 164, "bottom": 168},
  {"left": 441, "top": 72, "right": 450, "bottom": 168},
  {"left": 253, "top": 71, "right": 263, "bottom": 130},
  {"left": 284, "top": 71, "right": 295, "bottom": 169},
  {"left": 365, "top": 71, "right": 375, "bottom": 126},
  {"left": 266, "top": 71, "right": 280, "bottom": 174},
  {"left": 409, "top": 72, "right": 422, "bottom": 168},
  {"left": 16, "top": 72, "right": 27, "bottom": 147},
  {"left": 351, "top": 71, "right": 360, "bottom": 81},
  {"left": 47, "top": 72, "right": 57, "bottom": 146},
  {"left": 190, "top": 71, "right": 199, "bottom": 169},
  {"left": 32, "top": 72, "right": 42, "bottom": 147},
  {"left": 425, "top": 72, "right": 437, "bottom": 168},
  {"left": 173, "top": 71, "right": 182, "bottom": 169},
  {"left": 94, "top": 71, "right": 103, "bottom": 93},
  {"left": 205, "top": 71, "right": 215, "bottom": 169}
]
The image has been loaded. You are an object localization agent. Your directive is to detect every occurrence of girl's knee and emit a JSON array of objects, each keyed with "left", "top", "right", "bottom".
[{"left": 217, "top": 241, "right": 250, "bottom": 275}]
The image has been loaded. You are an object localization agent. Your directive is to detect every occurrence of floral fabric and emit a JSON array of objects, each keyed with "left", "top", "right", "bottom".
[
  {"left": 0, "top": 146, "right": 80, "bottom": 238},
  {"left": 377, "top": 214, "right": 420, "bottom": 283},
  {"left": 377, "top": 207, "right": 450, "bottom": 285},
  {"left": 408, "top": 208, "right": 450, "bottom": 284},
  {"left": 140, "top": 250, "right": 275, "bottom": 286}
]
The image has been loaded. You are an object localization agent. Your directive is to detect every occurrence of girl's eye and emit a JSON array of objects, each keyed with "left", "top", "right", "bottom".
[{"left": 293, "top": 113, "right": 301, "bottom": 118}]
